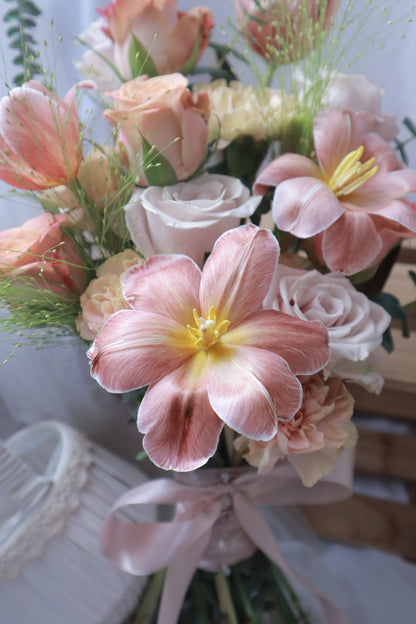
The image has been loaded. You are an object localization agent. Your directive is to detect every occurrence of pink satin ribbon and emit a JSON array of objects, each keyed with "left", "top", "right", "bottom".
[{"left": 101, "top": 450, "right": 354, "bottom": 624}]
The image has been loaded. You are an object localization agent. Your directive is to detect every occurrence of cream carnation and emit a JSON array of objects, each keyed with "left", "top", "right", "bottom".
[
  {"left": 125, "top": 172, "right": 261, "bottom": 267},
  {"left": 193, "top": 79, "right": 288, "bottom": 147},
  {"left": 76, "top": 250, "right": 143, "bottom": 340}
]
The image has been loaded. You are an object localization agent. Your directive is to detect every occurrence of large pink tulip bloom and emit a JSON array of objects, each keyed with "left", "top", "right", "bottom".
[
  {"left": 88, "top": 224, "right": 329, "bottom": 471},
  {"left": 254, "top": 111, "right": 416, "bottom": 275},
  {"left": 0, "top": 81, "right": 84, "bottom": 190}
]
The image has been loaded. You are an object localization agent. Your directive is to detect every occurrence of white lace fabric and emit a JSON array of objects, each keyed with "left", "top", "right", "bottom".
[{"left": 0, "top": 421, "right": 92, "bottom": 583}]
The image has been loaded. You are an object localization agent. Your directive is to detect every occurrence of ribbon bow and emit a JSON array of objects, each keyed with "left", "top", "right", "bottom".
[{"left": 101, "top": 451, "right": 354, "bottom": 624}]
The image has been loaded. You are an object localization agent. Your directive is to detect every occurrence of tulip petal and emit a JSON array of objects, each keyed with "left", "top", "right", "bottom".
[
  {"left": 88, "top": 309, "right": 195, "bottom": 392},
  {"left": 224, "top": 310, "right": 329, "bottom": 374},
  {"left": 122, "top": 254, "right": 201, "bottom": 326},
  {"left": 199, "top": 224, "right": 279, "bottom": 325},
  {"left": 272, "top": 177, "right": 344, "bottom": 237},
  {"left": 319, "top": 212, "right": 382, "bottom": 274},
  {"left": 207, "top": 344, "right": 302, "bottom": 439},
  {"left": 253, "top": 153, "right": 323, "bottom": 196},
  {"left": 138, "top": 356, "right": 223, "bottom": 471}
]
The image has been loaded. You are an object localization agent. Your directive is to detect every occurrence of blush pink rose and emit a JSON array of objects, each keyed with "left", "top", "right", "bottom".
[
  {"left": 125, "top": 173, "right": 261, "bottom": 267},
  {"left": 76, "top": 249, "right": 143, "bottom": 340},
  {"left": 0, "top": 81, "right": 84, "bottom": 190},
  {"left": 95, "top": 0, "right": 213, "bottom": 80},
  {"left": 104, "top": 73, "right": 210, "bottom": 186},
  {"left": 267, "top": 265, "right": 391, "bottom": 376},
  {"left": 235, "top": 372, "right": 357, "bottom": 487},
  {"left": 0, "top": 213, "right": 87, "bottom": 298},
  {"left": 235, "top": 0, "right": 339, "bottom": 64}
]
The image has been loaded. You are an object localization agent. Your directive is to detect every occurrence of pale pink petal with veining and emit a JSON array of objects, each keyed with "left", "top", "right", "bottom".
[
  {"left": 88, "top": 309, "right": 194, "bottom": 392},
  {"left": 272, "top": 177, "right": 343, "bottom": 237},
  {"left": 138, "top": 356, "right": 223, "bottom": 471},
  {"left": 224, "top": 310, "right": 329, "bottom": 374},
  {"left": 199, "top": 224, "right": 279, "bottom": 325},
  {"left": 207, "top": 344, "right": 302, "bottom": 438},
  {"left": 122, "top": 254, "right": 200, "bottom": 326},
  {"left": 253, "top": 153, "right": 323, "bottom": 196},
  {"left": 319, "top": 212, "right": 382, "bottom": 274}
]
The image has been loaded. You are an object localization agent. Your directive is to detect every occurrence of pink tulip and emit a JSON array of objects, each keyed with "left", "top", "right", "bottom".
[
  {"left": 0, "top": 81, "right": 84, "bottom": 190},
  {"left": 88, "top": 224, "right": 329, "bottom": 471},
  {"left": 254, "top": 110, "right": 416, "bottom": 275},
  {"left": 234, "top": 0, "right": 339, "bottom": 64},
  {"left": 97, "top": 0, "right": 214, "bottom": 78},
  {"left": 0, "top": 213, "right": 88, "bottom": 298},
  {"left": 104, "top": 73, "right": 210, "bottom": 186}
]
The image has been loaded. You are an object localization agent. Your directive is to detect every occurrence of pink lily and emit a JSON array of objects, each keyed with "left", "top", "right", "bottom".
[
  {"left": 88, "top": 224, "right": 329, "bottom": 471},
  {"left": 254, "top": 110, "right": 416, "bottom": 275}
]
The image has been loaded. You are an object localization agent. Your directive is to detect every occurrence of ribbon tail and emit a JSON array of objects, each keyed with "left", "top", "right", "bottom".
[
  {"left": 157, "top": 528, "right": 213, "bottom": 624},
  {"left": 233, "top": 492, "right": 350, "bottom": 624}
]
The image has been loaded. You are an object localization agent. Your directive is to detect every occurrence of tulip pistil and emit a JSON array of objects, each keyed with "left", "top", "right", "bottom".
[
  {"left": 187, "top": 306, "right": 230, "bottom": 352},
  {"left": 327, "top": 145, "right": 378, "bottom": 197}
]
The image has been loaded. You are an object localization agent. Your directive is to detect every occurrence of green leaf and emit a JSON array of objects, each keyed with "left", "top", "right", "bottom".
[
  {"left": 409, "top": 270, "right": 416, "bottom": 286},
  {"left": 403, "top": 116, "right": 416, "bottom": 137},
  {"left": 4, "top": 8, "right": 20, "bottom": 20},
  {"left": 22, "top": 1, "right": 41, "bottom": 16},
  {"left": 128, "top": 34, "right": 158, "bottom": 78},
  {"left": 140, "top": 133, "right": 178, "bottom": 186},
  {"left": 381, "top": 328, "right": 394, "bottom": 354}
]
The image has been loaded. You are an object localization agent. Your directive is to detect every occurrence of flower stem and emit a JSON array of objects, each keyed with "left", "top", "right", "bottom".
[
  {"left": 133, "top": 570, "right": 166, "bottom": 624},
  {"left": 214, "top": 571, "right": 238, "bottom": 624},
  {"left": 270, "top": 562, "right": 311, "bottom": 623},
  {"left": 223, "top": 426, "right": 240, "bottom": 467},
  {"left": 231, "top": 567, "right": 260, "bottom": 623}
]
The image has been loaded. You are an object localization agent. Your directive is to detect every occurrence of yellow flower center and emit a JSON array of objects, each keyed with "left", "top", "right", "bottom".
[
  {"left": 327, "top": 145, "right": 378, "bottom": 197},
  {"left": 187, "top": 306, "right": 230, "bottom": 352}
]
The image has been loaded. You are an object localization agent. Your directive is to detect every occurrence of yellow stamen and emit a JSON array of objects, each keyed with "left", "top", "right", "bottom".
[
  {"left": 187, "top": 306, "right": 230, "bottom": 352},
  {"left": 327, "top": 145, "right": 378, "bottom": 197}
]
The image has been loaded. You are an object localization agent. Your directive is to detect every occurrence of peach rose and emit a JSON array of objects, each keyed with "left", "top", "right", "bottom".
[
  {"left": 97, "top": 0, "right": 213, "bottom": 79},
  {"left": 104, "top": 73, "right": 210, "bottom": 186},
  {"left": 76, "top": 249, "right": 143, "bottom": 340},
  {"left": 235, "top": 372, "right": 357, "bottom": 487}
]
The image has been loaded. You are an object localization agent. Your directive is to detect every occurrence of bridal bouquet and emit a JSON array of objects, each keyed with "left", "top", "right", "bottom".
[{"left": 1, "top": 0, "right": 415, "bottom": 622}]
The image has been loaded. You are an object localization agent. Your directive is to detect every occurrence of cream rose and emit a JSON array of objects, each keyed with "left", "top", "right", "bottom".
[
  {"left": 76, "top": 249, "right": 143, "bottom": 340},
  {"left": 267, "top": 265, "right": 391, "bottom": 388},
  {"left": 125, "top": 172, "right": 261, "bottom": 266}
]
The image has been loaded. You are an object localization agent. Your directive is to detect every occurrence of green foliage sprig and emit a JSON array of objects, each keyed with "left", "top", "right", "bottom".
[{"left": 3, "top": 0, "right": 42, "bottom": 86}]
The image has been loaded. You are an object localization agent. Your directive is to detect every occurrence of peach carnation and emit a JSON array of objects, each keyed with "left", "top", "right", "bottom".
[
  {"left": 76, "top": 249, "right": 143, "bottom": 340},
  {"left": 235, "top": 372, "right": 357, "bottom": 486}
]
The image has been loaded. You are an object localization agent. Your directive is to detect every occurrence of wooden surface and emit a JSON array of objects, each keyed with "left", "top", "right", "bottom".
[
  {"left": 302, "top": 495, "right": 416, "bottom": 560},
  {"left": 304, "top": 253, "right": 416, "bottom": 559}
]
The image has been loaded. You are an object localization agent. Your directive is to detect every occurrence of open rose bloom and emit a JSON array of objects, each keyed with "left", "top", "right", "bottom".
[
  {"left": 255, "top": 110, "right": 416, "bottom": 275},
  {"left": 88, "top": 225, "right": 329, "bottom": 471}
]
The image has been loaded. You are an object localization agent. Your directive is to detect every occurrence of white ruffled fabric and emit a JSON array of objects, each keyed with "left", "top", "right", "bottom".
[{"left": 0, "top": 421, "right": 154, "bottom": 624}]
